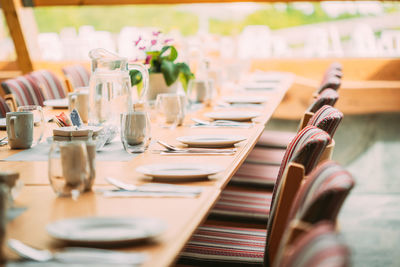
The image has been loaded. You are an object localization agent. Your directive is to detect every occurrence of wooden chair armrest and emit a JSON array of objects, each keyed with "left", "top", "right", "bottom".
[{"left": 4, "top": 94, "right": 18, "bottom": 111}]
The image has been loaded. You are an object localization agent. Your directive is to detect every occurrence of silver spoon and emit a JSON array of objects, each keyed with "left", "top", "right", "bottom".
[
  {"left": 105, "top": 176, "right": 137, "bottom": 191},
  {"left": 8, "top": 239, "right": 147, "bottom": 264},
  {"left": 157, "top": 140, "right": 182, "bottom": 151}
]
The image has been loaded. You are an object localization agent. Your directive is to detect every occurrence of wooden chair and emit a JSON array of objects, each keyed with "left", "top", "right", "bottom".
[
  {"left": 273, "top": 222, "right": 350, "bottom": 267},
  {"left": 1, "top": 75, "right": 46, "bottom": 106},
  {"left": 29, "top": 70, "right": 68, "bottom": 100},
  {"left": 3, "top": 94, "right": 17, "bottom": 112},
  {"left": 268, "top": 160, "right": 355, "bottom": 264},
  {"left": 62, "top": 64, "right": 90, "bottom": 92},
  {"left": 242, "top": 105, "right": 343, "bottom": 180},
  {"left": 209, "top": 126, "right": 331, "bottom": 222},
  {"left": 257, "top": 88, "right": 339, "bottom": 149},
  {"left": 0, "top": 96, "right": 11, "bottom": 118},
  {"left": 176, "top": 157, "right": 354, "bottom": 266}
]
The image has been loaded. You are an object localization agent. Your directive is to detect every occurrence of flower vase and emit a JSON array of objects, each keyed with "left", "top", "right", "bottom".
[{"left": 147, "top": 73, "right": 178, "bottom": 101}]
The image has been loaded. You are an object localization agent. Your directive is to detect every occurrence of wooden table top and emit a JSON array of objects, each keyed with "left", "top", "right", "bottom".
[{"left": 1, "top": 74, "right": 293, "bottom": 267}]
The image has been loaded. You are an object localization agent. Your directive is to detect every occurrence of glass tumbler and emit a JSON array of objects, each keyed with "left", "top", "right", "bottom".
[
  {"left": 155, "top": 93, "right": 185, "bottom": 129},
  {"left": 120, "top": 111, "right": 151, "bottom": 153},
  {"left": 48, "top": 141, "right": 90, "bottom": 200},
  {"left": 16, "top": 105, "right": 44, "bottom": 145}
]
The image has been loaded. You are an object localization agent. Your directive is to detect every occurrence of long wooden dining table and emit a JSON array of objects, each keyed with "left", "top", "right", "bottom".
[{"left": 0, "top": 73, "right": 293, "bottom": 267}]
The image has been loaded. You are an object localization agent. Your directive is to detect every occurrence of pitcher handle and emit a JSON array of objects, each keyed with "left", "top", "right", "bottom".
[{"left": 127, "top": 63, "right": 149, "bottom": 104}]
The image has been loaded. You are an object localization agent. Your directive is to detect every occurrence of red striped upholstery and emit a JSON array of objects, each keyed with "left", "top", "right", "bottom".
[
  {"left": 62, "top": 64, "right": 90, "bottom": 89},
  {"left": 29, "top": 70, "right": 67, "bottom": 100},
  {"left": 275, "top": 222, "right": 350, "bottom": 267},
  {"left": 307, "top": 105, "right": 343, "bottom": 138},
  {"left": 288, "top": 161, "right": 355, "bottom": 224},
  {"left": 328, "top": 62, "right": 343, "bottom": 72},
  {"left": 0, "top": 97, "right": 10, "bottom": 118},
  {"left": 210, "top": 127, "right": 331, "bottom": 221},
  {"left": 245, "top": 147, "right": 286, "bottom": 166},
  {"left": 1, "top": 75, "right": 45, "bottom": 106},
  {"left": 317, "top": 76, "right": 341, "bottom": 94},
  {"left": 256, "top": 130, "right": 296, "bottom": 149},
  {"left": 210, "top": 189, "right": 272, "bottom": 221},
  {"left": 177, "top": 131, "right": 338, "bottom": 266},
  {"left": 178, "top": 224, "right": 266, "bottom": 266},
  {"left": 307, "top": 89, "right": 339, "bottom": 113}
]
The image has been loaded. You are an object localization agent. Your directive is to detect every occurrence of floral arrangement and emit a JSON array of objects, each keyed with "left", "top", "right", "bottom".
[{"left": 130, "top": 31, "right": 194, "bottom": 92}]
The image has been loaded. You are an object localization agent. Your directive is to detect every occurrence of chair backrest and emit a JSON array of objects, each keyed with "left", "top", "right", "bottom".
[
  {"left": 285, "top": 161, "right": 355, "bottom": 245},
  {"left": 1, "top": 75, "right": 45, "bottom": 106},
  {"left": 264, "top": 126, "right": 331, "bottom": 263},
  {"left": 307, "top": 105, "right": 343, "bottom": 138},
  {"left": 62, "top": 64, "right": 91, "bottom": 90},
  {"left": 307, "top": 89, "right": 339, "bottom": 113},
  {"left": 0, "top": 96, "right": 10, "bottom": 118},
  {"left": 274, "top": 222, "right": 350, "bottom": 267},
  {"left": 29, "top": 70, "right": 67, "bottom": 100},
  {"left": 317, "top": 76, "right": 341, "bottom": 94},
  {"left": 328, "top": 62, "right": 343, "bottom": 72}
]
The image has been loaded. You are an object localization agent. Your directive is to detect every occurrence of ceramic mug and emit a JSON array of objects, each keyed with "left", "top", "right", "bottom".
[
  {"left": 6, "top": 112, "right": 33, "bottom": 149},
  {"left": 69, "top": 91, "right": 89, "bottom": 123}
]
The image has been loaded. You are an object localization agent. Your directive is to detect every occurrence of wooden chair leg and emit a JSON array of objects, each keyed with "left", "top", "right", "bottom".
[{"left": 268, "top": 162, "right": 305, "bottom": 265}]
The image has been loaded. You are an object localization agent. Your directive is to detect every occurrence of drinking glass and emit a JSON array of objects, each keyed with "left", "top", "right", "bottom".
[
  {"left": 48, "top": 141, "right": 90, "bottom": 200},
  {"left": 187, "top": 79, "right": 213, "bottom": 107},
  {"left": 120, "top": 111, "right": 151, "bottom": 153},
  {"left": 16, "top": 105, "right": 44, "bottom": 145},
  {"left": 155, "top": 93, "right": 185, "bottom": 129}
]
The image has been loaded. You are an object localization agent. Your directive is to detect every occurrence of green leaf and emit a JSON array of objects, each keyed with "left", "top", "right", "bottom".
[
  {"left": 129, "top": 69, "right": 142, "bottom": 86},
  {"left": 159, "top": 46, "right": 178, "bottom": 62},
  {"left": 160, "top": 60, "right": 179, "bottom": 86},
  {"left": 176, "top": 62, "right": 194, "bottom": 92}
]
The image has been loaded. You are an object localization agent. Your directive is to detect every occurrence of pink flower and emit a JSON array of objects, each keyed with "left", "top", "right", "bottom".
[
  {"left": 134, "top": 36, "right": 142, "bottom": 46},
  {"left": 163, "top": 38, "right": 173, "bottom": 44},
  {"left": 152, "top": 31, "right": 161, "bottom": 36},
  {"left": 151, "top": 39, "right": 157, "bottom": 46},
  {"left": 145, "top": 55, "right": 152, "bottom": 65},
  {"left": 139, "top": 46, "right": 146, "bottom": 50}
]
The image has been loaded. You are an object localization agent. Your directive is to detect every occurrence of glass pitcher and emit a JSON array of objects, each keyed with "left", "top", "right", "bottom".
[{"left": 88, "top": 48, "right": 149, "bottom": 144}]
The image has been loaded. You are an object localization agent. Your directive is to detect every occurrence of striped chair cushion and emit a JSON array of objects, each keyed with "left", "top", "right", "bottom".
[
  {"left": 211, "top": 127, "right": 330, "bottom": 222},
  {"left": 288, "top": 161, "right": 355, "bottom": 224},
  {"left": 29, "top": 70, "right": 67, "bottom": 100},
  {"left": 230, "top": 163, "right": 280, "bottom": 187},
  {"left": 276, "top": 222, "right": 350, "bottom": 267},
  {"left": 245, "top": 147, "right": 286, "bottom": 165},
  {"left": 255, "top": 130, "right": 296, "bottom": 149},
  {"left": 62, "top": 64, "right": 90, "bottom": 89},
  {"left": 307, "top": 89, "right": 339, "bottom": 113},
  {"left": 266, "top": 126, "right": 331, "bottom": 240},
  {"left": 306, "top": 105, "right": 343, "bottom": 138},
  {"left": 209, "top": 189, "right": 272, "bottom": 222},
  {"left": 0, "top": 97, "right": 10, "bottom": 118},
  {"left": 317, "top": 76, "right": 341, "bottom": 94},
  {"left": 1, "top": 76, "right": 45, "bottom": 106},
  {"left": 178, "top": 224, "right": 266, "bottom": 266}
]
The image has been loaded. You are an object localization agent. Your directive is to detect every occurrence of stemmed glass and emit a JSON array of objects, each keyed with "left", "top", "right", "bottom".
[{"left": 155, "top": 93, "right": 185, "bottom": 129}]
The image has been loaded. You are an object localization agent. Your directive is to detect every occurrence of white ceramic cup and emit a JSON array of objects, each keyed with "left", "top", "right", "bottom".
[
  {"left": 6, "top": 112, "right": 33, "bottom": 149},
  {"left": 69, "top": 91, "right": 89, "bottom": 123}
]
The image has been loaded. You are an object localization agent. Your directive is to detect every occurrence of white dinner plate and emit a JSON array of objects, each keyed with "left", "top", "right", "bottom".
[
  {"left": 176, "top": 134, "right": 246, "bottom": 148},
  {"left": 204, "top": 111, "right": 260, "bottom": 122},
  {"left": 46, "top": 216, "right": 166, "bottom": 246},
  {"left": 136, "top": 163, "right": 223, "bottom": 181},
  {"left": 223, "top": 96, "right": 267, "bottom": 104},
  {"left": 43, "top": 98, "right": 69, "bottom": 108}
]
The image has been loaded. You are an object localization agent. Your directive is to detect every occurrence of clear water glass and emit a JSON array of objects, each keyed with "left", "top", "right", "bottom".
[
  {"left": 48, "top": 141, "right": 90, "bottom": 200},
  {"left": 120, "top": 111, "right": 151, "bottom": 153},
  {"left": 155, "top": 93, "right": 185, "bottom": 129}
]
